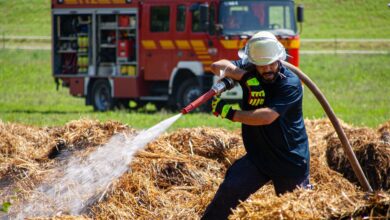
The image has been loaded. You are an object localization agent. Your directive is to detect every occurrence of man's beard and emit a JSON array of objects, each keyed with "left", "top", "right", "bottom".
[{"left": 260, "top": 71, "right": 279, "bottom": 84}]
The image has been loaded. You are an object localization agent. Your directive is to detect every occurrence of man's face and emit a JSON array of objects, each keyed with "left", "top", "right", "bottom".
[{"left": 255, "top": 61, "right": 279, "bottom": 83}]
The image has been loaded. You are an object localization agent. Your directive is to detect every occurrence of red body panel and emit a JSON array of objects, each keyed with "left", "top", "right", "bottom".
[
  {"left": 113, "top": 77, "right": 147, "bottom": 98},
  {"left": 69, "top": 78, "right": 84, "bottom": 96}
]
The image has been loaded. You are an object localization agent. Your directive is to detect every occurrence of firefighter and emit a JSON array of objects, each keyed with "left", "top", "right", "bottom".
[{"left": 202, "top": 31, "right": 311, "bottom": 219}]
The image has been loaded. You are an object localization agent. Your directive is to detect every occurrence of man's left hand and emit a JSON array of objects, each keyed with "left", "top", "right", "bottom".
[{"left": 211, "top": 97, "right": 236, "bottom": 121}]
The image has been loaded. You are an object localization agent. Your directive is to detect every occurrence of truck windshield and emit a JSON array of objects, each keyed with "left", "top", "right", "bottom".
[{"left": 219, "top": 1, "right": 296, "bottom": 36}]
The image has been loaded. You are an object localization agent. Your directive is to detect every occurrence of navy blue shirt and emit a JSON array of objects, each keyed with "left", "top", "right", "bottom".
[{"left": 233, "top": 60, "right": 310, "bottom": 177}]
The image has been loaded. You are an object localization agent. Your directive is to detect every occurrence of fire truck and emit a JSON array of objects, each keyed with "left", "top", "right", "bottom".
[{"left": 51, "top": 0, "right": 303, "bottom": 111}]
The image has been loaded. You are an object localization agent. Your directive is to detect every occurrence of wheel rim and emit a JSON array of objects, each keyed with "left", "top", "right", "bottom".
[{"left": 95, "top": 85, "right": 110, "bottom": 110}]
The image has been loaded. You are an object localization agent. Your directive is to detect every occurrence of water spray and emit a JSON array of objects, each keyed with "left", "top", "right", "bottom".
[{"left": 181, "top": 78, "right": 235, "bottom": 114}]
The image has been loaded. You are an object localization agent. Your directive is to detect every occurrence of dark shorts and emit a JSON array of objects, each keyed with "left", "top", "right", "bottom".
[{"left": 202, "top": 154, "right": 310, "bottom": 220}]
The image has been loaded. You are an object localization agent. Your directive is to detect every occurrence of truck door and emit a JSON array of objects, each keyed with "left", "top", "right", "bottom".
[{"left": 140, "top": 3, "right": 174, "bottom": 81}]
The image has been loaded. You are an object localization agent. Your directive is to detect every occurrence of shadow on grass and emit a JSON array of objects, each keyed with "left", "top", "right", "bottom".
[
  {"left": 0, "top": 108, "right": 172, "bottom": 115},
  {"left": 0, "top": 109, "right": 92, "bottom": 114}
]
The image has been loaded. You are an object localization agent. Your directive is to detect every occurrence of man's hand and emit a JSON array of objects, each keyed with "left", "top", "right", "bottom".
[{"left": 211, "top": 97, "right": 236, "bottom": 121}]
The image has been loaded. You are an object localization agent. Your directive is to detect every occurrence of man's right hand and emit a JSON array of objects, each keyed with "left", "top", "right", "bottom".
[{"left": 211, "top": 97, "right": 236, "bottom": 121}]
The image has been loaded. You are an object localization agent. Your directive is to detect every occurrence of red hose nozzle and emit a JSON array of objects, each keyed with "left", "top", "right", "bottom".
[
  {"left": 181, "top": 78, "right": 235, "bottom": 114},
  {"left": 181, "top": 90, "right": 216, "bottom": 114}
]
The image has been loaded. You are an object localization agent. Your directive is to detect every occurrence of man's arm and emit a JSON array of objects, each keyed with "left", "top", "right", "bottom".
[
  {"left": 210, "top": 59, "right": 246, "bottom": 81},
  {"left": 232, "top": 107, "right": 279, "bottom": 126}
]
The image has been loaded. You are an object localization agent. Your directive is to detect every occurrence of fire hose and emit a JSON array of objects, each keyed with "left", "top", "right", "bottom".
[
  {"left": 181, "top": 62, "right": 373, "bottom": 192},
  {"left": 281, "top": 60, "right": 373, "bottom": 192}
]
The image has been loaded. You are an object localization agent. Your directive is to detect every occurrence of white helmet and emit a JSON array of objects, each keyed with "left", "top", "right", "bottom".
[{"left": 238, "top": 31, "right": 286, "bottom": 66}]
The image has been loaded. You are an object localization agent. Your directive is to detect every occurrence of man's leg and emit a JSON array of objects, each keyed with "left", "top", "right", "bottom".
[
  {"left": 272, "top": 175, "right": 310, "bottom": 195},
  {"left": 201, "top": 155, "right": 270, "bottom": 220}
]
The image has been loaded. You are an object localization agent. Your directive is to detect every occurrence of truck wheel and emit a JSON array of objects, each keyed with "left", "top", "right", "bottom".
[
  {"left": 176, "top": 78, "right": 203, "bottom": 111},
  {"left": 91, "top": 80, "right": 114, "bottom": 111}
]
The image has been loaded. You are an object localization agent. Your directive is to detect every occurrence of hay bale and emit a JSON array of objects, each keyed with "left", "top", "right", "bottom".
[
  {"left": 1, "top": 119, "right": 389, "bottom": 220},
  {"left": 147, "top": 127, "right": 244, "bottom": 167},
  {"left": 378, "top": 120, "right": 390, "bottom": 143},
  {"left": 48, "top": 119, "right": 129, "bottom": 153},
  {"left": 0, "top": 119, "right": 131, "bottom": 212},
  {"left": 326, "top": 127, "right": 390, "bottom": 190}
]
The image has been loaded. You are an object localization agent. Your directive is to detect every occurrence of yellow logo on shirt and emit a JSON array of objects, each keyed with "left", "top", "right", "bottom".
[{"left": 246, "top": 77, "right": 265, "bottom": 107}]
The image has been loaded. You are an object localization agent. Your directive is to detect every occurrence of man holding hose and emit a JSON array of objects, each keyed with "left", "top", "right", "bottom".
[{"left": 202, "top": 31, "right": 311, "bottom": 219}]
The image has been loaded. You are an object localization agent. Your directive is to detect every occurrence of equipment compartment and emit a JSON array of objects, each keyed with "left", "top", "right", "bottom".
[
  {"left": 53, "top": 14, "right": 92, "bottom": 75},
  {"left": 52, "top": 11, "right": 137, "bottom": 77}
]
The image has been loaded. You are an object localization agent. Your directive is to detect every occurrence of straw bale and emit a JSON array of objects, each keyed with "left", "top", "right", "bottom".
[
  {"left": 326, "top": 127, "right": 390, "bottom": 190},
  {"left": 378, "top": 120, "right": 390, "bottom": 143},
  {"left": 148, "top": 127, "right": 244, "bottom": 167},
  {"left": 27, "top": 216, "right": 91, "bottom": 220},
  {"left": 1, "top": 119, "right": 389, "bottom": 220},
  {"left": 0, "top": 119, "right": 131, "bottom": 212},
  {"left": 47, "top": 119, "right": 129, "bottom": 154},
  {"left": 0, "top": 121, "right": 54, "bottom": 160}
]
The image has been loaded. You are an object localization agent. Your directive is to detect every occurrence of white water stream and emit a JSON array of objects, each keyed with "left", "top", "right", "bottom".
[{"left": 11, "top": 114, "right": 182, "bottom": 219}]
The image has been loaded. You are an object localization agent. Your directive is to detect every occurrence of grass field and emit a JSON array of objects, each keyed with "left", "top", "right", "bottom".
[
  {"left": 0, "top": 49, "right": 389, "bottom": 129},
  {"left": 0, "top": 0, "right": 390, "bottom": 38},
  {"left": 295, "top": 0, "right": 390, "bottom": 38}
]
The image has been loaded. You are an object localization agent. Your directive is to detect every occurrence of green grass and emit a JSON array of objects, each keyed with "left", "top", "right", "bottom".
[
  {"left": 1, "top": 0, "right": 390, "bottom": 38},
  {"left": 301, "top": 54, "right": 390, "bottom": 127},
  {"left": 0, "top": 49, "right": 389, "bottom": 129},
  {"left": 0, "top": 0, "right": 50, "bottom": 36},
  {"left": 296, "top": 0, "right": 390, "bottom": 39}
]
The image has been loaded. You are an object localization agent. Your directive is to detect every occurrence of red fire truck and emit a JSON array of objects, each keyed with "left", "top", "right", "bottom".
[{"left": 51, "top": 0, "right": 303, "bottom": 111}]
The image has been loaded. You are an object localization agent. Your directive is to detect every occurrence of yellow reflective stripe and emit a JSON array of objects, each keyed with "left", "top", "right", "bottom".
[
  {"left": 251, "top": 91, "right": 265, "bottom": 97},
  {"left": 142, "top": 40, "right": 157, "bottom": 49},
  {"left": 259, "top": 90, "right": 265, "bottom": 97},
  {"left": 249, "top": 99, "right": 255, "bottom": 105},
  {"left": 220, "top": 40, "right": 239, "bottom": 49},
  {"left": 160, "top": 40, "right": 175, "bottom": 49},
  {"left": 201, "top": 61, "right": 213, "bottom": 65},
  {"left": 238, "top": 40, "right": 247, "bottom": 48},
  {"left": 279, "top": 39, "right": 300, "bottom": 49},
  {"left": 190, "top": 40, "right": 206, "bottom": 50},
  {"left": 220, "top": 40, "right": 247, "bottom": 49},
  {"left": 175, "top": 40, "right": 191, "bottom": 49},
  {"left": 195, "top": 51, "right": 208, "bottom": 55},
  {"left": 221, "top": 105, "right": 231, "bottom": 118},
  {"left": 198, "top": 55, "right": 211, "bottom": 59}
]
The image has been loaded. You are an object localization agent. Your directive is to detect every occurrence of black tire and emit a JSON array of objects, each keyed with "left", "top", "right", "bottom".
[
  {"left": 176, "top": 78, "right": 208, "bottom": 112},
  {"left": 91, "top": 80, "right": 114, "bottom": 111}
]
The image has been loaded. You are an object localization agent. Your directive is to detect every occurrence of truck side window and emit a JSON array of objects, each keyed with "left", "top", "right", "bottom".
[
  {"left": 150, "top": 6, "right": 170, "bottom": 32},
  {"left": 176, "top": 5, "right": 186, "bottom": 32},
  {"left": 192, "top": 8, "right": 201, "bottom": 32},
  {"left": 209, "top": 3, "right": 216, "bottom": 35}
]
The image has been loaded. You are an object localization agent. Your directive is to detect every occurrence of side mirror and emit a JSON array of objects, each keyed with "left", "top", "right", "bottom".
[
  {"left": 200, "top": 3, "right": 209, "bottom": 32},
  {"left": 297, "top": 4, "right": 304, "bottom": 23}
]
